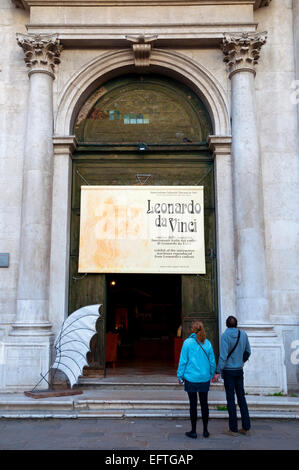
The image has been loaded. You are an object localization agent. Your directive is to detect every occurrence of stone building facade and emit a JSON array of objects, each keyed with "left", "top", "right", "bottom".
[{"left": 0, "top": 0, "right": 298, "bottom": 394}]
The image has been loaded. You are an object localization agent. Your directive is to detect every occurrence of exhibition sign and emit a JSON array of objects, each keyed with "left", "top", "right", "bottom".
[{"left": 78, "top": 186, "right": 206, "bottom": 274}]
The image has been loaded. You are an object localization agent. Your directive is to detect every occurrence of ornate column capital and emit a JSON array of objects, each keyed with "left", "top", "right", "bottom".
[
  {"left": 16, "top": 33, "right": 62, "bottom": 78},
  {"left": 221, "top": 32, "right": 267, "bottom": 78},
  {"left": 125, "top": 34, "right": 158, "bottom": 68}
]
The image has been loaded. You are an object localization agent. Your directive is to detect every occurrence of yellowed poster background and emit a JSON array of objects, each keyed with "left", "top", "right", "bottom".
[{"left": 78, "top": 186, "right": 205, "bottom": 274}]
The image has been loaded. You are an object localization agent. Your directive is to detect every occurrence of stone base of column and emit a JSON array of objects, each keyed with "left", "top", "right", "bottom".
[
  {"left": 0, "top": 334, "right": 54, "bottom": 392},
  {"left": 240, "top": 324, "right": 288, "bottom": 395}
]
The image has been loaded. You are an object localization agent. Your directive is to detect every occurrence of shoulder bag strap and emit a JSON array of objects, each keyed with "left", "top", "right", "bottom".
[
  {"left": 194, "top": 338, "right": 212, "bottom": 375},
  {"left": 227, "top": 329, "right": 241, "bottom": 360}
]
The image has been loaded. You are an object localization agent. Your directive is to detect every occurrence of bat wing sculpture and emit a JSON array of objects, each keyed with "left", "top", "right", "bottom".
[{"left": 51, "top": 304, "right": 101, "bottom": 388}]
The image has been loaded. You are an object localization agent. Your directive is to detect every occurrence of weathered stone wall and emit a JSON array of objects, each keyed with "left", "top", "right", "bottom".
[
  {"left": 29, "top": 3, "right": 254, "bottom": 25},
  {"left": 1, "top": 0, "right": 298, "bottom": 390},
  {"left": 255, "top": 0, "right": 299, "bottom": 390},
  {"left": 294, "top": 0, "right": 299, "bottom": 128},
  {"left": 0, "top": 0, "right": 29, "bottom": 339}
]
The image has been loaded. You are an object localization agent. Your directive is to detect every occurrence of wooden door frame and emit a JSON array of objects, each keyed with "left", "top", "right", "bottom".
[{"left": 49, "top": 136, "right": 235, "bottom": 376}]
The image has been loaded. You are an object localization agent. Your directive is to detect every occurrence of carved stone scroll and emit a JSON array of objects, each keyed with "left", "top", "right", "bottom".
[{"left": 125, "top": 34, "right": 158, "bottom": 68}]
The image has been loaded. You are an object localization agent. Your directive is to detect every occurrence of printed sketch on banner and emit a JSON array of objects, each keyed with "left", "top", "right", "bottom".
[{"left": 79, "top": 186, "right": 206, "bottom": 274}]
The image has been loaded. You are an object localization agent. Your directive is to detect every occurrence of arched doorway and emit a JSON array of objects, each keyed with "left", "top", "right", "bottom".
[{"left": 68, "top": 74, "right": 218, "bottom": 376}]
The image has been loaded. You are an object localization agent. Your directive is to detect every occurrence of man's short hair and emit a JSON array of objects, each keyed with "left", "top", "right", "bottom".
[{"left": 226, "top": 316, "right": 238, "bottom": 328}]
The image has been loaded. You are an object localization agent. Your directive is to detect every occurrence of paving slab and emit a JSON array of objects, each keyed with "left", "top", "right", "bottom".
[{"left": 0, "top": 418, "right": 298, "bottom": 450}]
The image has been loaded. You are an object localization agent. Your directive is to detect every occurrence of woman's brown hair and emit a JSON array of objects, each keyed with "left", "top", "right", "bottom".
[{"left": 191, "top": 320, "right": 206, "bottom": 344}]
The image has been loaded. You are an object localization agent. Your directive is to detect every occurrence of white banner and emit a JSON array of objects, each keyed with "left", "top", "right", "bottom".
[{"left": 79, "top": 186, "right": 206, "bottom": 274}]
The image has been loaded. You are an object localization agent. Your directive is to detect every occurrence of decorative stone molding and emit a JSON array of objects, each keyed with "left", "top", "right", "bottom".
[
  {"left": 221, "top": 32, "right": 267, "bottom": 78},
  {"left": 16, "top": 33, "right": 62, "bottom": 78},
  {"left": 254, "top": 0, "right": 272, "bottom": 9},
  {"left": 53, "top": 135, "right": 78, "bottom": 157},
  {"left": 55, "top": 48, "right": 230, "bottom": 135},
  {"left": 208, "top": 135, "right": 232, "bottom": 157},
  {"left": 11, "top": 1, "right": 272, "bottom": 9},
  {"left": 11, "top": 0, "right": 28, "bottom": 8},
  {"left": 125, "top": 35, "right": 158, "bottom": 68},
  {"left": 49, "top": 136, "right": 78, "bottom": 338}
]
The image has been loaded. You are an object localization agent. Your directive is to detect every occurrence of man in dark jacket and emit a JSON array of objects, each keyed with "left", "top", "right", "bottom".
[{"left": 213, "top": 316, "right": 251, "bottom": 436}]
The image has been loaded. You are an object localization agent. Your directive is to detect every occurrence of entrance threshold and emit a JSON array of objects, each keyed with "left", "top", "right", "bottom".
[
  {"left": 77, "top": 370, "right": 224, "bottom": 391},
  {"left": 105, "top": 359, "right": 177, "bottom": 380},
  {"left": 78, "top": 359, "right": 180, "bottom": 389}
]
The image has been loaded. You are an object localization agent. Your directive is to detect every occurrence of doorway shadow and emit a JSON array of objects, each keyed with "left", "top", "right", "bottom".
[{"left": 106, "top": 274, "right": 182, "bottom": 374}]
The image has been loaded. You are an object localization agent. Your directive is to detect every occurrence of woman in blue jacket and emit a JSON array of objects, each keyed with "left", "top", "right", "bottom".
[{"left": 177, "top": 320, "right": 216, "bottom": 439}]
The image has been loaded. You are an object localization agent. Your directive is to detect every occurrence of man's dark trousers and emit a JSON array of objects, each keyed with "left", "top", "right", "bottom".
[{"left": 223, "top": 369, "right": 251, "bottom": 432}]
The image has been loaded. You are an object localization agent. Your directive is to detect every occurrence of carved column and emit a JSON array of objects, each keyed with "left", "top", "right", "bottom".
[
  {"left": 1, "top": 34, "right": 61, "bottom": 391},
  {"left": 221, "top": 32, "right": 287, "bottom": 394},
  {"left": 12, "top": 33, "right": 62, "bottom": 336},
  {"left": 222, "top": 32, "right": 269, "bottom": 325}
]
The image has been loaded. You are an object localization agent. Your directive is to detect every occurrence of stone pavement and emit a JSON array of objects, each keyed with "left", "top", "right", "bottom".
[{"left": 0, "top": 418, "right": 298, "bottom": 450}]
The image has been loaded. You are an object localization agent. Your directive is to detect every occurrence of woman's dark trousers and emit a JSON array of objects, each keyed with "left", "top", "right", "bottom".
[
  {"left": 223, "top": 369, "right": 251, "bottom": 432},
  {"left": 187, "top": 392, "right": 209, "bottom": 433}
]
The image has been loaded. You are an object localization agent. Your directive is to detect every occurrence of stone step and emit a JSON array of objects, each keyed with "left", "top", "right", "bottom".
[
  {"left": 0, "top": 408, "right": 298, "bottom": 420},
  {"left": 0, "top": 398, "right": 74, "bottom": 411},
  {"left": 1, "top": 390, "right": 299, "bottom": 415},
  {"left": 118, "top": 409, "right": 299, "bottom": 420},
  {"left": 76, "top": 378, "right": 225, "bottom": 391},
  {"left": 74, "top": 398, "right": 299, "bottom": 412}
]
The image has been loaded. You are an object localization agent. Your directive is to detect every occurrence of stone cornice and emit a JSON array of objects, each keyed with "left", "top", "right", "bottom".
[
  {"left": 26, "top": 23, "right": 258, "bottom": 48},
  {"left": 11, "top": 0, "right": 272, "bottom": 10},
  {"left": 221, "top": 31, "right": 267, "bottom": 78},
  {"left": 16, "top": 33, "right": 62, "bottom": 78}
]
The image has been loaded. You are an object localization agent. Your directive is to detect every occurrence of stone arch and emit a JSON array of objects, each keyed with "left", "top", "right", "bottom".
[
  {"left": 55, "top": 49, "right": 230, "bottom": 137},
  {"left": 50, "top": 48, "right": 234, "bottom": 349}
]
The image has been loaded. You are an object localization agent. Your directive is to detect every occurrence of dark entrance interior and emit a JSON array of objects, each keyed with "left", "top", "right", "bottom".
[{"left": 106, "top": 274, "right": 181, "bottom": 369}]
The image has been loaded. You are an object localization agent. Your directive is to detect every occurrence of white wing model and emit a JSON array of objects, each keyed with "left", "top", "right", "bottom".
[{"left": 51, "top": 304, "right": 101, "bottom": 388}]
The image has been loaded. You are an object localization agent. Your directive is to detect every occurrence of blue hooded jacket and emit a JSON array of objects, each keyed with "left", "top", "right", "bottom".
[
  {"left": 177, "top": 333, "right": 216, "bottom": 383},
  {"left": 216, "top": 327, "right": 251, "bottom": 374}
]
